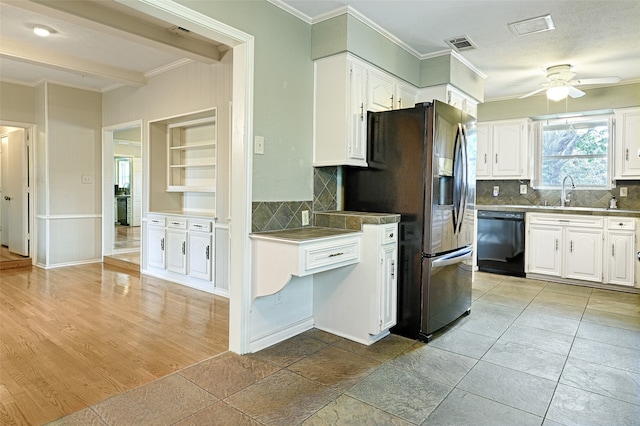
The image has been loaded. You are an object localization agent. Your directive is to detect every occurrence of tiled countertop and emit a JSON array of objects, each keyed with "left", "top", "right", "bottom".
[
  {"left": 315, "top": 211, "right": 401, "bottom": 230},
  {"left": 477, "top": 204, "right": 640, "bottom": 218},
  {"left": 250, "top": 211, "right": 401, "bottom": 242}
]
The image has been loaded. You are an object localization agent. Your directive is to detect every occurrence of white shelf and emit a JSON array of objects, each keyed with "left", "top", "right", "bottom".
[{"left": 166, "top": 109, "right": 217, "bottom": 193}]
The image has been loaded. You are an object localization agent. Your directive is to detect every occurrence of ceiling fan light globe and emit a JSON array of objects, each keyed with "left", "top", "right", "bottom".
[{"left": 547, "top": 85, "right": 570, "bottom": 101}]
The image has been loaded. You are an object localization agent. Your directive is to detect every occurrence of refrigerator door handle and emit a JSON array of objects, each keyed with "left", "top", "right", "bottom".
[
  {"left": 453, "top": 124, "right": 465, "bottom": 234},
  {"left": 432, "top": 247, "right": 473, "bottom": 268},
  {"left": 458, "top": 124, "right": 469, "bottom": 235}
]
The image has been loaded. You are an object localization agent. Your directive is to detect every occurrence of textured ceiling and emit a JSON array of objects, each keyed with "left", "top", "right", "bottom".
[
  {"left": 279, "top": 0, "right": 640, "bottom": 100},
  {"left": 1, "top": 0, "right": 639, "bottom": 101}
]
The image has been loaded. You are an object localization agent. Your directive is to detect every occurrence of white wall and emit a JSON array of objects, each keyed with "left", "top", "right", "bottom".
[{"left": 36, "top": 83, "right": 102, "bottom": 267}]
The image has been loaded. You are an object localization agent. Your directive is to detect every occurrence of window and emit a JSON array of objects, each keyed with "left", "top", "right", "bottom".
[{"left": 534, "top": 114, "right": 613, "bottom": 188}]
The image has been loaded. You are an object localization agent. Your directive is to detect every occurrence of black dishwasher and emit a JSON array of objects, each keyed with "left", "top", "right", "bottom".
[{"left": 477, "top": 210, "right": 525, "bottom": 277}]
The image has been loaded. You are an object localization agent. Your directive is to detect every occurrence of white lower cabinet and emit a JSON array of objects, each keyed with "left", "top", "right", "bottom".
[
  {"left": 527, "top": 224, "right": 563, "bottom": 277},
  {"left": 527, "top": 213, "right": 603, "bottom": 283},
  {"left": 189, "top": 231, "right": 212, "bottom": 281},
  {"left": 564, "top": 228, "right": 603, "bottom": 282},
  {"left": 527, "top": 213, "right": 637, "bottom": 287},
  {"left": 147, "top": 225, "right": 166, "bottom": 270},
  {"left": 604, "top": 218, "right": 636, "bottom": 286},
  {"left": 166, "top": 229, "right": 187, "bottom": 274},
  {"left": 143, "top": 214, "right": 223, "bottom": 295},
  {"left": 370, "top": 240, "right": 397, "bottom": 335},
  {"left": 314, "top": 223, "right": 398, "bottom": 345}
]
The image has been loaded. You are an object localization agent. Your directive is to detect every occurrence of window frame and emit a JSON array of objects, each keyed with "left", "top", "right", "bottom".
[{"left": 532, "top": 114, "right": 614, "bottom": 190}]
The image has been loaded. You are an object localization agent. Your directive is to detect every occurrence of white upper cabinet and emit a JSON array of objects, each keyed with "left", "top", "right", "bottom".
[
  {"left": 614, "top": 107, "right": 640, "bottom": 179},
  {"left": 313, "top": 53, "right": 419, "bottom": 167},
  {"left": 416, "top": 84, "right": 478, "bottom": 118},
  {"left": 476, "top": 119, "right": 529, "bottom": 180},
  {"left": 396, "top": 84, "right": 418, "bottom": 110},
  {"left": 367, "top": 68, "right": 395, "bottom": 112}
]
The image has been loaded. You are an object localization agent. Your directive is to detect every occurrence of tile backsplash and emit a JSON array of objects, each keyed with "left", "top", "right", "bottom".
[
  {"left": 476, "top": 180, "right": 640, "bottom": 210},
  {"left": 251, "top": 167, "right": 339, "bottom": 232}
]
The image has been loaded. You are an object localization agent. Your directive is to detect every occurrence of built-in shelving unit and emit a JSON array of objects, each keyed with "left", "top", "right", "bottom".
[{"left": 167, "top": 114, "right": 217, "bottom": 192}]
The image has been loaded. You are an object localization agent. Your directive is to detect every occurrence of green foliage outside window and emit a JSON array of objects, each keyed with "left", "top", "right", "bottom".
[{"left": 540, "top": 118, "right": 610, "bottom": 187}]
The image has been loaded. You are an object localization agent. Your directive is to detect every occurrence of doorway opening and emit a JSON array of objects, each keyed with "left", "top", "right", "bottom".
[
  {"left": 0, "top": 124, "right": 34, "bottom": 270},
  {"left": 103, "top": 121, "right": 142, "bottom": 269}
]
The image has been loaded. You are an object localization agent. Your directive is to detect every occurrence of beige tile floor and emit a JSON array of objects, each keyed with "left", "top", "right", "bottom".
[{"left": 50, "top": 272, "right": 640, "bottom": 425}]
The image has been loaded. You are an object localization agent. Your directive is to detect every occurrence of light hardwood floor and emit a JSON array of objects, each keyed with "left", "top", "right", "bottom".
[
  {"left": 0, "top": 263, "right": 229, "bottom": 425},
  {"left": 0, "top": 246, "right": 31, "bottom": 270}
]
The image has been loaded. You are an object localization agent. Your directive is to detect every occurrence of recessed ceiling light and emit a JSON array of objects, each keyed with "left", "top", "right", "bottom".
[
  {"left": 33, "top": 25, "right": 55, "bottom": 37},
  {"left": 508, "top": 14, "right": 555, "bottom": 37}
]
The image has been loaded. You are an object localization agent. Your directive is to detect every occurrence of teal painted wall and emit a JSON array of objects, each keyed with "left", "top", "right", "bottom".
[
  {"left": 311, "top": 14, "right": 420, "bottom": 86},
  {"left": 419, "top": 55, "right": 450, "bottom": 87},
  {"left": 178, "top": 0, "right": 314, "bottom": 202},
  {"left": 478, "top": 83, "right": 640, "bottom": 121}
]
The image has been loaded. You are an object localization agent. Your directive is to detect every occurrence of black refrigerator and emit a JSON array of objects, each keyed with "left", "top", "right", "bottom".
[{"left": 344, "top": 101, "right": 476, "bottom": 342}]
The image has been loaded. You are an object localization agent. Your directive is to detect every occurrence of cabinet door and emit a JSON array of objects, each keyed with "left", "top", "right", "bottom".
[
  {"left": 189, "top": 231, "right": 213, "bottom": 281},
  {"left": 605, "top": 230, "right": 635, "bottom": 286},
  {"left": 615, "top": 108, "right": 640, "bottom": 178},
  {"left": 396, "top": 84, "right": 417, "bottom": 110},
  {"left": 367, "top": 69, "right": 395, "bottom": 112},
  {"left": 527, "top": 225, "right": 562, "bottom": 276},
  {"left": 166, "top": 229, "right": 187, "bottom": 274},
  {"left": 148, "top": 227, "right": 166, "bottom": 269},
  {"left": 492, "top": 121, "right": 525, "bottom": 177},
  {"left": 348, "top": 60, "right": 367, "bottom": 162},
  {"left": 476, "top": 123, "right": 491, "bottom": 178},
  {"left": 370, "top": 243, "right": 397, "bottom": 335},
  {"left": 565, "top": 228, "right": 603, "bottom": 282},
  {"left": 380, "top": 244, "right": 397, "bottom": 332}
]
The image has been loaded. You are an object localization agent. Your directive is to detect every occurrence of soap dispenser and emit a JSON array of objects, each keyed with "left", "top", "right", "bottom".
[{"left": 609, "top": 196, "right": 618, "bottom": 209}]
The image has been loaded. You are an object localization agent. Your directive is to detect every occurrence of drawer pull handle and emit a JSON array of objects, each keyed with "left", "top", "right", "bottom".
[
  {"left": 182, "top": 242, "right": 186, "bottom": 255},
  {"left": 612, "top": 244, "right": 615, "bottom": 257},
  {"left": 618, "top": 222, "right": 624, "bottom": 227},
  {"left": 160, "top": 238, "right": 164, "bottom": 251},
  {"left": 206, "top": 245, "right": 210, "bottom": 260},
  {"left": 328, "top": 252, "right": 344, "bottom": 258},
  {"left": 389, "top": 233, "right": 394, "bottom": 238}
]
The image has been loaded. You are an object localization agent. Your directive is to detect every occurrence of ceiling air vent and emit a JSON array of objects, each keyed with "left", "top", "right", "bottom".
[
  {"left": 445, "top": 35, "right": 477, "bottom": 52},
  {"left": 508, "top": 14, "right": 555, "bottom": 36},
  {"left": 168, "top": 25, "right": 191, "bottom": 35}
]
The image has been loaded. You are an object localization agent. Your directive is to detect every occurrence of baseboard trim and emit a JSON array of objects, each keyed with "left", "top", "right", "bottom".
[{"left": 249, "top": 317, "right": 314, "bottom": 353}]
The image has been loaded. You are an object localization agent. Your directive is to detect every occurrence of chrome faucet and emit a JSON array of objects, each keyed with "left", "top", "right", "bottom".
[{"left": 561, "top": 175, "right": 575, "bottom": 207}]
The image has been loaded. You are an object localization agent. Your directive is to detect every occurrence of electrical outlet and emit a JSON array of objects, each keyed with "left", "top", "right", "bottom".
[
  {"left": 254, "top": 136, "right": 264, "bottom": 155},
  {"left": 520, "top": 184, "right": 527, "bottom": 195},
  {"left": 301, "top": 210, "right": 310, "bottom": 226},
  {"left": 620, "top": 187, "right": 628, "bottom": 197},
  {"left": 81, "top": 175, "right": 92, "bottom": 184},
  {"left": 493, "top": 186, "right": 499, "bottom": 197}
]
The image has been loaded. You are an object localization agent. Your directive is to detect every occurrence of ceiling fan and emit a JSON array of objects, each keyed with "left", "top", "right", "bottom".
[{"left": 519, "top": 64, "right": 620, "bottom": 101}]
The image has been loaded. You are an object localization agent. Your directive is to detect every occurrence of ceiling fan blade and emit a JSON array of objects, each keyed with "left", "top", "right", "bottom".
[
  {"left": 568, "top": 86, "right": 586, "bottom": 98},
  {"left": 519, "top": 87, "right": 546, "bottom": 99},
  {"left": 571, "top": 77, "right": 621, "bottom": 85}
]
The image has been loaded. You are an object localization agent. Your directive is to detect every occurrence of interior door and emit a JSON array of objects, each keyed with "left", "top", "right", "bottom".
[{"left": 6, "top": 128, "right": 29, "bottom": 256}]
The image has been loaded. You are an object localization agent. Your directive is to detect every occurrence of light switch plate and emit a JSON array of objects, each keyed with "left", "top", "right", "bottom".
[
  {"left": 493, "top": 186, "right": 499, "bottom": 197},
  {"left": 520, "top": 184, "right": 527, "bottom": 194},
  {"left": 254, "top": 136, "right": 264, "bottom": 155},
  {"left": 620, "top": 187, "right": 628, "bottom": 197},
  {"left": 81, "top": 175, "right": 92, "bottom": 184}
]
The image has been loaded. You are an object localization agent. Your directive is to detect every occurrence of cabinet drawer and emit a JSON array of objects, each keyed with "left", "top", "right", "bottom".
[
  {"left": 148, "top": 215, "right": 165, "bottom": 227},
  {"left": 528, "top": 213, "right": 603, "bottom": 228},
  {"left": 189, "top": 219, "right": 213, "bottom": 232},
  {"left": 167, "top": 218, "right": 187, "bottom": 229},
  {"left": 606, "top": 217, "right": 636, "bottom": 230},
  {"left": 304, "top": 240, "right": 359, "bottom": 273},
  {"left": 382, "top": 224, "right": 398, "bottom": 245}
]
